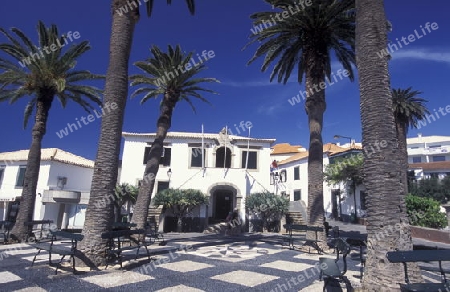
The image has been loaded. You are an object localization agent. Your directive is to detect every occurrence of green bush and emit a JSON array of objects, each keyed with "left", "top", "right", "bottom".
[
  {"left": 245, "top": 192, "right": 289, "bottom": 231},
  {"left": 405, "top": 194, "right": 447, "bottom": 229},
  {"left": 153, "top": 188, "right": 208, "bottom": 232}
]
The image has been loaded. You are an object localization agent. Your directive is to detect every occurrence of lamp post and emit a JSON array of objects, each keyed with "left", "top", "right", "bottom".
[{"left": 334, "top": 134, "right": 352, "bottom": 147}]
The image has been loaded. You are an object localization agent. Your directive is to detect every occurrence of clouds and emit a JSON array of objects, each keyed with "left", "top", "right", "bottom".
[{"left": 392, "top": 49, "right": 450, "bottom": 64}]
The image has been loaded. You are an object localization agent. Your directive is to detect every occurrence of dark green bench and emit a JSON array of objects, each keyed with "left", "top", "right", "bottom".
[
  {"left": 283, "top": 224, "right": 324, "bottom": 254},
  {"left": 386, "top": 249, "right": 450, "bottom": 291},
  {"left": 0, "top": 221, "right": 12, "bottom": 244},
  {"left": 24, "top": 220, "right": 54, "bottom": 242},
  {"left": 31, "top": 230, "right": 83, "bottom": 274},
  {"left": 101, "top": 229, "right": 152, "bottom": 269}
]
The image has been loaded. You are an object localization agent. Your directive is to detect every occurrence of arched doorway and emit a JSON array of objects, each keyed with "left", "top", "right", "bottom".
[
  {"left": 208, "top": 183, "right": 240, "bottom": 222},
  {"left": 214, "top": 189, "right": 233, "bottom": 221}
]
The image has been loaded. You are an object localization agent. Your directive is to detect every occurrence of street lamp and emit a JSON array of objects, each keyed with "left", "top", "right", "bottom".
[{"left": 334, "top": 134, "right": 352, "bottom": 146}]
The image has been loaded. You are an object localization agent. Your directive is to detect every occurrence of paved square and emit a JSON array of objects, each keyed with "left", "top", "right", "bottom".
[
  {"left": 15, "top": 288, "right": 47, "bottom": 292},
  {"left": 211, "top": 270, "right": 279, "bottom": 287},
  {"left": 0, "top": 271, "right": 22, "bottom": 284},
  {"left": 260, "top": 260, "right": 314, "bottom": 272},
  {"left": 81, "top": 271, "right": 154, "bottom": 288},
  {"left": 156, "top": 284, "right": 205, "bottom": 292},
  {"left": 159, "top": 260, "right": 214, "bottom": 273}
]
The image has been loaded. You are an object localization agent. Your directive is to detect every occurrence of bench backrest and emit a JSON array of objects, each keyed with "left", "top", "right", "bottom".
[
  {"left": 0, "top": 221, "right": 12, "bottom": 230},
  {"left": 387, "top": 249, "right": 450, "bottom": 284},
  {"left": 386, "top": 250, "right": 450, "bottom": 263},
  {"left": 101, "top": 229, "right": 145, "bottom": 239},
  {"left": 111, "top": 222, "right": 137, "bottom": 229},
  {"left": 50, "top": 230, "right": 84, "bottom": 242},
  {"left": 24, "top": 220, "right": 53, "bottom": 226}
]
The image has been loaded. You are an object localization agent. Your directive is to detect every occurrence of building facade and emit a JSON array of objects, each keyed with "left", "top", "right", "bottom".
[
  {"left": 119, "top": 129, "right": 275, "bottom": 228},
  {"left": 0, "top": 148, "right": 93, "bottom": 229}
]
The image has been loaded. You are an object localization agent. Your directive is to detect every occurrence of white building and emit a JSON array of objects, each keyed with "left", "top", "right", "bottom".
[
  {"left": 272, "top": 143, "right": 365, "bottom": 222},
  {"left": 119, "top": 129, "right": 275, "bottom": 229},
  {"left": 407, "top": 134, "right": 450, "bottom": 180},
  {"left": 0, "top": 148, "right": 94, "bottom": 229}
]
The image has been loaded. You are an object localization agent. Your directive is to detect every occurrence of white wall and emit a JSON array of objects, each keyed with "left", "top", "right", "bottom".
[{"left": 120, "top": 135, "right": 273, "bottom": 219}]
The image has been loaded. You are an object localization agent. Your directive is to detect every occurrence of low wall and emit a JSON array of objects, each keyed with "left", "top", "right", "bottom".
[{"left": 411, "top": 225, "right": 450, "bottom": 244}]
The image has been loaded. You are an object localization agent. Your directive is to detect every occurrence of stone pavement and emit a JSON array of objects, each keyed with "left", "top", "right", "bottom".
[{"left": 0, "top": 230, "right": 446, "bottom": 291}]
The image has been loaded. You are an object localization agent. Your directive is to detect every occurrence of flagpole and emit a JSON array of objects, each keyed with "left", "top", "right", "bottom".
[
  {"left": 201, "top": 124, "right": 204, "bottom": 169},
  {"left": 224, "top": 126, "right": 227, "bottom": 172},
  {"left": 245, "top": 126, "right": 252, "bottom": 170}
]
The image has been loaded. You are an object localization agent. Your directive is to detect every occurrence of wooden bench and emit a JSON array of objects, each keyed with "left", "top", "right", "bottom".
[
  {"left": 283, "top": 224, "right": 324, "bottom": 254},
  {"left": 31, "top": 230, "right": 83, "bottom": 274},
  {"left": 386, "top": 249, "right": 450, "bottom": 291},
  {"left": 0, "top": 221, "right": 12, "bottom": 244},
  {"left": 24, "top": 220, "right": 54, "bottom": 242},
  {"left": 101, "top": 229, "right": 152, "bottom": 269}
]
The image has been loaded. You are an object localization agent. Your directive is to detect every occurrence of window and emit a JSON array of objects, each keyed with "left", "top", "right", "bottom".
[
  {"left": 294, "top": 190, "right": 301, "bottom": 201},
  {"left": 143, "top": 147, "right": 171, "bottom": 166},
  {"left": 191, "top": 148, "right": 205, "bottom": 168},
  {"left": 215, "top": 147, "right": 231, "bottom": 168},
  {"left": 157, "top": 181, "right": 170, "bottom": 193},
  {"left": 412, "top": 157, "right": 422, "bottom": 163},
  {"left": 294, "top": 167, "right": 300, "bottom": 180},
  {"left": 241, "top": 151, "right": 257, "bottom": 169},
  {"left": 0, "top": 166, "right": 5, "bottom": 187},
  {"left": 16, "top": 166, "right": 26, "bottom": 187},
  {"left": 360, "top": 191, "right": 367, "bottom": 210},
  {"left": 432, "top": 156, "right": 445, "bottom": 162}
]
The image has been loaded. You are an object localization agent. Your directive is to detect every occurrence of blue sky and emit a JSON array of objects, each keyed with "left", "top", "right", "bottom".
[{"left": 0, "top": 1, "right": 449, "bottom": 160}]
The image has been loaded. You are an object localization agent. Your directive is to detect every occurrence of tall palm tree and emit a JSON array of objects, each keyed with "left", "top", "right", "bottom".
[
  {"left": 245, "top": 0, "right": 355, "bottom": 246},
  {"left": 355, "top": 0, "right": 421, "bottom": 289},
  {"left": 80, "top": 0, "right": 195, "bottom": 266},
  {"left": 129, "top": 45, "right": 218, "bottom": 229},
  {"left": 0, "top": 21, "right": 103, "bottom": 242},
  {"left": 392, "top": 87, "right": 429, "bottom": 195}
]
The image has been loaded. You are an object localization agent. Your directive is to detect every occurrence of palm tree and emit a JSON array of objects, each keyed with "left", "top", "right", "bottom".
[
  {"left": 355, "top": 0, "right": 421, "bottom": 288},
  {"left": 392, "top": 87, "right": 429, "bottom": 195},
  {"left": 0, "top": 21, "right": 103, "bottom": 242},
  {"left": 80, "top": 0, "right": 195, "bottom": 266},
  {"left": 129, "top": 45, "right": 218, "bottom": 229},
  {"left": 245, "top": 0, "right": 355, "bottom": 247}
]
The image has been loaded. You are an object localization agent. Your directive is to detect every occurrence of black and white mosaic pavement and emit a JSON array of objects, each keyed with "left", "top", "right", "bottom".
[{"left": 0, "top": 237, "right": 443, "bottom": 291}]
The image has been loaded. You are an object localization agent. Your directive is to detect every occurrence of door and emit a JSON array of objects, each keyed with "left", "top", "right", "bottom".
[
  {"left": 214, "top": 190, "right": 233, "bottom": 220},
  {"left": 331, "top": 190, "right": 340, "bottom": 219}
]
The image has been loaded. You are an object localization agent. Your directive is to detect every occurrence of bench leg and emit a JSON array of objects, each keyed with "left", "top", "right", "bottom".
[
  {"left": 135, "top": 246, "right": 141, "bottom": 260},
  {"left": 55, "top": 255, "right": 66, "bottom": 275},
  {"left": 31, "top": 249, "right": 41, "bottom": 267},
  {"left": 143, "top": 245, "right": 150, "bottom": 261},
  {"left": 71, "top": 255, "right": 76, "bottom": 274}
]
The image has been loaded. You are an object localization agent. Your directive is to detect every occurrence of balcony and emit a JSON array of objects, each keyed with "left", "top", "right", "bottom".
[{"left": 408, "top": 146, "right": 450, "bottom": 156}]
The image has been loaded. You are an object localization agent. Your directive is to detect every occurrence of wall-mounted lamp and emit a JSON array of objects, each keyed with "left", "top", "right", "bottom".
[
  {"left": 167, "top": 168, "right": 172, "bottom": 179},
  {"left": 57, "top": 176, "right": 67, "bottom": 189}
]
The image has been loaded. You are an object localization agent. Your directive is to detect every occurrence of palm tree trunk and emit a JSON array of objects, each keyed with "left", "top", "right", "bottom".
[
  {"left": 132, "top": 92, "right": 178, "bottom": 229},
  {"left": 304, "top": 69, "right": 326, "bottom": 248},
  {"left": 79, "top": 0, "right": 138, "bottom": 267},
  {"left": 356, "top": 0, "right": 421, "bottom": 289},
  {"left": 396, "top": 122, "right": 409, "bottom": 195},
  {"left": 353, "top": 181, "right": 358, "bottom": 222},
  {"left": 10, "top": 97, "right": 52, "bottom": 242}
]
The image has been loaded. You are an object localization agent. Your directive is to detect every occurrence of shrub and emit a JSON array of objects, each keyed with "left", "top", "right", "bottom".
[
  {"left": 405, "top": 194, "right": 447, "bottom": 229},
  {"left": 245, "top": 192, "right": 289, "bottom": 232},
  {"left": 153, "top": 188, "right": 208, "bottom": 232}
]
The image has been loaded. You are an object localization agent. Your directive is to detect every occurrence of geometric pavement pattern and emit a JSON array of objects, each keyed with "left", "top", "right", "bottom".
[{"left": 0, "top": 239, "right": 443, "bottom": 291}]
